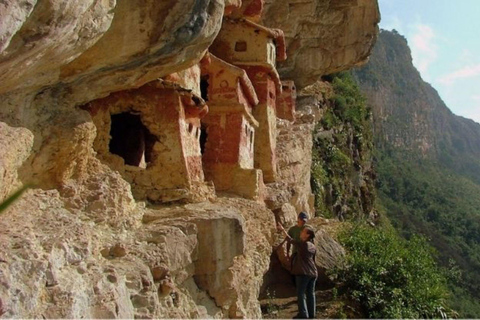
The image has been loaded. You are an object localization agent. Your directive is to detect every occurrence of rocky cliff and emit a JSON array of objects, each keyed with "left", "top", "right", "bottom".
[
  {"left": 353, "top": 30, "right": 480, "bottom": 162},
  {"left": 262, "top": 0, "right": 380, "bottom": 89},
  {"left": 0, "top": 0, "right": 379, "bottom": 318}
]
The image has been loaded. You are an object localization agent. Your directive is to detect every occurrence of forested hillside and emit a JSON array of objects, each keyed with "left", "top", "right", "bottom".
[
  {"left": 352, "top": 29, "right": 480, "bottom": 317},
  {"left": 310, "top": 72, "right": 452, "bottom": 318}
]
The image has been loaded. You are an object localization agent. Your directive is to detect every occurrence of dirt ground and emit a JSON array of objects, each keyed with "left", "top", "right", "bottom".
[
  {"left": 260, "top": 281, "right": 336, "bottom": 319},
  {"left": 259, "top": 281, "right": 362, "bottom": 319}
]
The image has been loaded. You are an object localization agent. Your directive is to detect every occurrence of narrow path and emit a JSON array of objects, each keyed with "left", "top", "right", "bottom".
[{"left": 259, "top": 283, "right": 340, "bottom": 319}]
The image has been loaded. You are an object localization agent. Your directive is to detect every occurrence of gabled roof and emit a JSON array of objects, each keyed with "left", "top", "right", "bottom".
[
  {"left": 223, "top": 18, "right": 287, "bottom": 62},
  {"left": 200, "top": 52, "right": 259, "bottom": 107},
  {"left": 152, "top": 79, "right": 208, "bottom": 117},
  {"left": 235, "top": 62, "right": 283, "bottom": 97},
  {"left": 228, "top": 0, "right": 264, "bottom": 22}
]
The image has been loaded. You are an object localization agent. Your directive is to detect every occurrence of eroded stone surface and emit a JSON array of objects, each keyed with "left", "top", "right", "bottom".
[
  {"left": 0, "top": 122, "right": 34, "bottom": 202},
  {"left": 0, "top": 0, "right": 225, "bottom": 101},
  {"left": 262, "top": 0, "right": 380, "bottom": 88},
  {"left": 0, "top": 191, "right": 273, "bottom": 318},
  {"left": 0, "top": 0, "right": 380, "bottom": 318},
  {"left": 266, "top": 111, "right": 317, "bottom": 215},
  {"left": 314, "top": 229, "right": 346, "bottom": 275}
]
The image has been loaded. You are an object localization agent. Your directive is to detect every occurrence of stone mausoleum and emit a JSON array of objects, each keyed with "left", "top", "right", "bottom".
[
  {"left": 84, "top": 13, "right": 295, "bottom": 203},
  {"left": 277, "top": 80, "right": 297, "bottom": 122},
  {"left": 200, "top": 53, "right": 264, "bottom": 199},
  {"left": 84, "top": 77, "right": 213, "bottom": 203},
  {"left": 210, "top": 18, "right": 287, "bottom": 183}
]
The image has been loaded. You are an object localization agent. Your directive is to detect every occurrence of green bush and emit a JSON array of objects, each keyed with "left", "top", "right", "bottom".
[
  {"left": 311, "top": 72, "right": 374, "bottom": 219},
  {"left": 330, "top": 147, "right": 352, "bottom": 171},
  {"left": 320, "top": 109, "right": 340, "bottom": 130},
  {"left": 331, "top": 73, "right": 369, "bottom": 129},
  {"left": 333, "top": 224, "right": 452, "bottom": 319}
]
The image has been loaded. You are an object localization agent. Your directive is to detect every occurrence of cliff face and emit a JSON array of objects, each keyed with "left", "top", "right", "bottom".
[
  {"left": 262, "top": 0, "right": 380, "bottom": 89},
  {"left": 0, "top": 0, "right": 379, "bottom": 318},
  {"left": 353, "top": 30, "right": 480, "bottom": 181},
  {"left": 307, "top": 74, "right": 376, "bottom": 221},
  {"left": 0, "top": 1, "right": 224, "bottom": 98},
  {"left": 353, "top": 31, "right": 480, "bottom": 158}
]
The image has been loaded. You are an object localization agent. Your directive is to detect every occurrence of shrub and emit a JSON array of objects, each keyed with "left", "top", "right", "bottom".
[
  {"left": 333, "top": 224, "right": 453, "bottom": 319},
  {"left": 311, "top": 72, "right": 374, "bottom": 219},
  {"left": 320, "top": 109, "right": 339, "bottom": 130}
]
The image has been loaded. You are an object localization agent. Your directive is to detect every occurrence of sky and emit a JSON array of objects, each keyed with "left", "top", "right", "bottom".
[{"left": 378, "top": 0, "right": 480, "bottom": 124}]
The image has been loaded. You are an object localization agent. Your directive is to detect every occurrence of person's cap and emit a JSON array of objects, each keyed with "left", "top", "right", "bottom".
[{"left": 298, "top": 212, "right": 308, "bottom": 221}]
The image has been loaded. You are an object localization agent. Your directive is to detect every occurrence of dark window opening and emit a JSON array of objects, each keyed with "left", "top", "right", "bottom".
[
  {"left": 235, "top": 41, "right": 247, "bottom": 52},
  {"left": 200, "top": 76, "right": 209, "bottom": 102},
  {"left": 109, "top": 112, "right": 156, "bottom": 167},
  {"left": 200, "top": 125, "right": 208, "bottom": 155}
]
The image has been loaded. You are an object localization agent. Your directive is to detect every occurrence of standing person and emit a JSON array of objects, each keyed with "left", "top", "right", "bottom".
[
  {"left": 278, "top": 222, "right": 317, "bottom": 319},
  {"left": 287, "top": 212, "right": 309, "bottom": 260}
]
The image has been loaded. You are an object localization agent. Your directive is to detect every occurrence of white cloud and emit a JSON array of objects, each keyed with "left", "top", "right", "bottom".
[
  {"left": 409, "top": 24, "right": 438, "bottom": 79},
  {"left": 437, "top": 64, "right": 480, "bottom": 85}
]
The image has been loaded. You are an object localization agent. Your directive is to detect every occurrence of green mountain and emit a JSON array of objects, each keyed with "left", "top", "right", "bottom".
[{"left": 352, "top": 29, "right": 480, "bottom": 317}]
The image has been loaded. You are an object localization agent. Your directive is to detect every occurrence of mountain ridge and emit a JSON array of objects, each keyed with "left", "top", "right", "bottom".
[
  {"left": 352, "top": 29, "right": 480, "bottom": 317},
  {"left": 354, "top": 30, "right": 480, "bottom": 182}
]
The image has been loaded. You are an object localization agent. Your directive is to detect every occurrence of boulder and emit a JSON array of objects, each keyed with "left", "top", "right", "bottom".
[
  {"left": 0, "top": 0, "right": 225, "bottom": 99},
  {"left": 314, "top": 229, "right": 345, "bottom": 272},
  {"left": 0, "top": 122, "right": 33, "bottom": 201}
]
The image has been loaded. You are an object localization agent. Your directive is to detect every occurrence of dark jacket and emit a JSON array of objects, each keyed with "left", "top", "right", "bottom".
[{"left": 289, "top": 239, "right": 317, "bottom": 278}]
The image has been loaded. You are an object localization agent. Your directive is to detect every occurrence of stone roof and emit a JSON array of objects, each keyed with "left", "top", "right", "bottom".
[
  {"left": 224, "top": 18, "right": 287, "bottom": 62},
  {"left": 201, "top": 52, "right": 260, "bottom": 107}
]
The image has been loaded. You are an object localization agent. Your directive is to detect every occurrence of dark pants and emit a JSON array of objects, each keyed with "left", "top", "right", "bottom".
[{"left": 295, "top": 275, "right": 316, "bottom": 319}]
